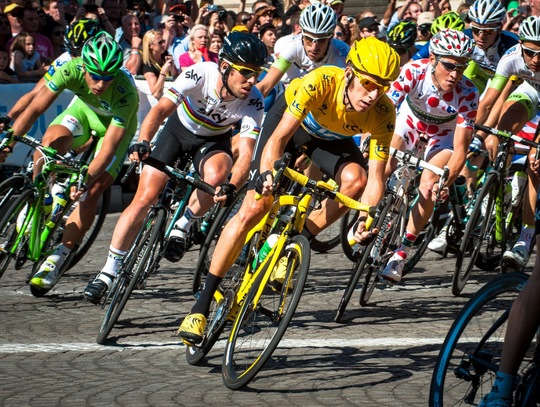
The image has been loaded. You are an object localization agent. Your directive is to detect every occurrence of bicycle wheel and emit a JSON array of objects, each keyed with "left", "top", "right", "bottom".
[
  {"left": 453, "top": 174, "right": 499, "bottom": 296},
  {"left": 96, "top": 208, "right": 165, "bottom": 344},
  {"left": 0, "top": 174, "right": 27, "bottom": 220},
  {"left": 429, "top": 272, "right": 530, "bottom": 407},
  {"left": 334, "top": 195, "right": 392, "bottom": 322},
  {"left": 0, "top": 189, "right": 35, "bottom": 280},
  {"left": 192, "top": 184, "right": 247, "bottom": 295},
  {"left": 340, "top": 209, "right": 359, "bottom": 262},
  {"left": 222, "top": 234, "right": 310, "bottom": 390}
]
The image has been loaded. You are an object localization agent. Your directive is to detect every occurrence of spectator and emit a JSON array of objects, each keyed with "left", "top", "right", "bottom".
[
  {"left": 142, "top": 29, "right": 176, "bottom": 99},
  {"left": 178, "top": 24, "right": 216, "bottom": 70},
  {"left": 416, "top": 11, "right": 433, "bottom": 47},
  {"left": 0, "top": 44, "right": 17, "bottom": 83},
  {"left": 9, "top": 32, "right": 45, "bottom": 82},
  {"left": 334, "top": 21, "right": 346, "bottom": 41},
  {"left": 4, "top": 3, "right": 22, "bottom": 36},
  {"left": 0, "top": 13, "right": 12, "bottom": 46},
  {"left": 131, "top": 0, "right": 152, "bottom": 36},
  {"left": 440, "top": 0, "right": 452, "bottom": 14},
  {"left": 7, "top": 6, "right": 54, "bottom": 60},
  {"left": 119, "top": 13, "right": 142, "bottom": 75},
  {"left": 389, "top": 0, "right": 422, "bottom": 30},
  {"left": 456, "top": 2, "right": 472, "bottom": 28},
  {"left": 0, "top": 0, "right": 8, "bottom": 14},
  {"left": 258, "top": 22, "right": 276, "bottom": 63},
  {"left": 82, "top": 4, "right": 115, "bottom": 37},
  {"left": 505, "top": 14, "right": 525, "bottom": 34},
  {"left": 338, "top": 17, "right": 352, "bottom": 43},
  {"left": 208, "top": 31, "right": 223, "bottom": 53},
  {"left": 351, "top": 10, "right": 376, "bottom": 42},
  {"left": 358, "top": 16, "right": 380, "bottom": 38},
  {"left": 281, "top": 0, "right": 310, "bottom": 35},
  {"left": 272, "top": 15, "right": 283, "bottom": 35},
  {"left": 42, "top": 0, "right": 66, "bottom": 27},
  {"left": 101, "top": 0, "right": 121, "bottom": 30},
  {"left": 329, "top": 0, "right": 344, "bottom": 15},
  {"left": 167, "top": 4, "right": 191, "bottom": 71},
  {"left": 204, "top": 10, "right": 227, "bottom": 35},
  {"left": 63, "top": 0, "right": 79, "bottom": 23},
  {"left": 41, "top": 20, "right": 64, "bottom": 59},
  {"left": 236, "top": 11, "right": 251, "bottom": 26}
]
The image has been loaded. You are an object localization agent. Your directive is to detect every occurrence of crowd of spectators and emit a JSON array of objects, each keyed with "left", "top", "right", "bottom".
[{"left": 0, "top": 0, "right": 535, "bottom": 90}]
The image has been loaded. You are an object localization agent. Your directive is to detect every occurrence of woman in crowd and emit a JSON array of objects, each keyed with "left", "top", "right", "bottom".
[
  {"left": 41, "top": 21, "right": 65, "bottom": 60},
  {"left": 142, "top": 29, "right": 176, "bottom": 99},
  {"left": 208, "top": 31, "right": 224, "bottom": 54},
  {"left": 178, "top": 24, "right": 217, "bottom": 70},
  {"left": 0, "top": 13, "right": 11, "bottom": 48}
]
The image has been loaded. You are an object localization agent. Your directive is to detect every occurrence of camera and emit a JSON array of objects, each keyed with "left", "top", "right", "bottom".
[
  {"left": 347, "top": 16, "right": 354, "bottom": 24},
  {"left": 218, "top": 10, "right": 228, "bottom": 22},
  {"left": 207, "top": 4, "right": 218, "bottom": 12},
  {"left": 173, "top": 14, "right": 184, "bottom": 23},
  {"left": 84, "top": 4, "right": 98, "bottom": 13}
]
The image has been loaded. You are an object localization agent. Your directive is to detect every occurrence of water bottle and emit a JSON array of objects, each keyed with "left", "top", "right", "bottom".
[
  {"left": 454, "top": 175, "right": 468, "bottom": 205},
  {"left": 46, "top": 191, "right": 67, "bottom": 228},
  {"left": 43, "top": 193, "right": 53, "bottom": 220},
  {"left": 252, "top": 234, "right": 279, "bottom": 270},
  {"left": 511, "top": 171, "right": 527, "bottom": 207}
]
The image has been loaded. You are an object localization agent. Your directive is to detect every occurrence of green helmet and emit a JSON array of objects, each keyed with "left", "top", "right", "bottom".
[
  {"left": 431, "top": 11, "right": 465, "bottom": 35},
  {"left": 82, "top": 31, "right": 123, "bottom": 76}
]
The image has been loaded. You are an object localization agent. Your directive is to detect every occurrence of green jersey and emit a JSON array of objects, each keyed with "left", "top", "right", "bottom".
[{"left": 46, "top": 57, "right": 139, "bottom": 130}]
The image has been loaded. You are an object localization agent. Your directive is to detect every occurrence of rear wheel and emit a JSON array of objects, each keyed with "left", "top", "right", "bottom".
[{"left": 222, "top": 235, "right": 310, "bottom": 390}]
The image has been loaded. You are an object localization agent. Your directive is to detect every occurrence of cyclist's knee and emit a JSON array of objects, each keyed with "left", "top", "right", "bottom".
[{"left": 337, "top": 168, "right": 365, "bottom": 198}]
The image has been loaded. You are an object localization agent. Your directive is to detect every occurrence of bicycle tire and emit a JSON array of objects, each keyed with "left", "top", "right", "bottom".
[
  {"left": 334, "top": 195, "right": 392, "bottom": 322},
  {"left": 222, "top": 234, "right": 310, "bottom": 390},
  {"left": 453, "top": 173, "right": 498, "bottom": 296},
  {"left": 0, "top": 174, "right": 27, "bottom": 219},
  {"left": 339, "top": 209, "right": 359, "bottom": 262},
  {"left": 429, "top": 272, "right": 530, "bottom": 407},
  {"left": 96, "top": 208, "right": 166, "bottom": 344},
  {"left": 0, "top": 188, "right": 35, "bottom": 280},
  {"left": 192, "top": 183, "right": 247, "bottom": 295}
]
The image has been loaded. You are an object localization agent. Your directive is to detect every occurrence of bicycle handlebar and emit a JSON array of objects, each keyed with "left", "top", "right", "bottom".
[
  {"left": 390, "top": 148, "right": 446, "bottom": 177},
  {"left": 474, "top": 124, "right": 540, "bottom": 151},
  {"left": 121, "top": 160, "right": 138, "bottom": 184}
]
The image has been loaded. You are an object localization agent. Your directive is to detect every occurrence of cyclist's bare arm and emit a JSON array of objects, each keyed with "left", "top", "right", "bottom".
[
  {"left": 229, "top": 136, "right": 256, "bottom": 188},
  {"left": 130, "top": 97, "right": 177, "bottom": 162},
  {"left": 256, "top": 66, "right": 285, "bottom": 99}
]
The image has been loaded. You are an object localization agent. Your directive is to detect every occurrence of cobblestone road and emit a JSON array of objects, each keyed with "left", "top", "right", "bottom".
[{"left": 0, "top": 213, "right": 534, "bottom": 406}]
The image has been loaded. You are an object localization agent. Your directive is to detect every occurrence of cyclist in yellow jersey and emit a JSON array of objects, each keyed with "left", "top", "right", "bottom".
[{"left": 177, "top": 37, "right": 400, "bottom": 345}]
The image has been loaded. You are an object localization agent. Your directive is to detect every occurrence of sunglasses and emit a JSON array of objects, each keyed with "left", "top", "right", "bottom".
[
  {"left": 53, "top": 31, "right": 64, "bottom": 36},
  {"left": 88, "top": 70, "right": 115, "bottom": 82},
  {"left": 351, "top": 68, "right": 389, "bottom": 93},
  {"left": 362, "top": 26, "right": 379, "bottom": 33},
  {"left": 158, "top": 23, "right": 165, "bottom": 29},
  {"left": 226, "top": 60, "right": 262, "bottom": 79},
  {"left": 522, "top": 44, "right": 540, "bottom": 59},
  {"left": 471, "top": 24, "right": 498, "bottom": 36},
  {"left": 302, "top": 32, "right": 333, "bottom": 45},
  {"left": 335, "top": 32, "right": 343, "bottom": 37},
  {"left": 154, "top": 39, "right": 165, "bottom": 45},
  {"left": 241, "top": 17, "right": 252, "bottom": 24},
  {"left": 438, "top": 59, "right": 469, "bottom": 73}
]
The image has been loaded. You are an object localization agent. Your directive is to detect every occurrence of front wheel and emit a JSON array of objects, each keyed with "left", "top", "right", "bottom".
[
  {"left": 340, "top": 209, "right": 359, "bottom": 262},
  {"left": 222, "top": 234, "right": 310, "bottom": 390},
  {"left": 429, "top": 272, "right": 530, "bottom": 406}
]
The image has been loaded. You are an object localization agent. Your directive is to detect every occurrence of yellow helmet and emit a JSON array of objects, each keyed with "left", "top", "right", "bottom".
[
  {"left": 346, "top": 37, "right": 400, "bottom": 82},
  {"left": 231, "top": 25, "right": 250, "bottom": 33}
]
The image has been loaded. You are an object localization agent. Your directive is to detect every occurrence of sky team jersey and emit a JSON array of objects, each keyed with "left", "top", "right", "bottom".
[
  {"left": 272, "top": 35, "right": 349, "bottom": 83},
  {"left": 284, "top": 66, "right": 396, "bottom": 161},
  {"left": 43, "top": 51, "right": 72, "bottom": 82},
  {"left": 163, "top": 62, "right": 264, "bottom": 139},
  {"left": 46, "top": 58, "right": 138, "bottom": 129},
  {"left": 388, "top": 59, "right": 479, "bottom": 132}
]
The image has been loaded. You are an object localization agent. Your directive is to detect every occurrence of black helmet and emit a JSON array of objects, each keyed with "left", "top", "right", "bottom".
[
  {"left": 65, "top": 19, "right": 100, "bottom": 55},
  {"left": 387, "top": 21, "right": 417, "bottom": 51},
  {"left": 219, "top": 31, "right": 268, "bottom": 68}
]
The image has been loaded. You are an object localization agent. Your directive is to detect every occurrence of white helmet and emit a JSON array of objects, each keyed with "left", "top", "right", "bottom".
[
  {"left": 299, "top": 3, "right": 337, "bottom": 35},
  {"left": 429, "top": 29, "right": 475, "bottom": 58},
  {"left": 468, "top": 0, "right": 506, "bottom": 24},
  {"left": 519, "top": 16, "right": 540, "bottom": 42}
]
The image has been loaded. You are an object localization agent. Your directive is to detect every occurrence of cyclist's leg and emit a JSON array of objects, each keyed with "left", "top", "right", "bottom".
[{"left": 499, "top": 89, "right": 537, "bottom": 269}]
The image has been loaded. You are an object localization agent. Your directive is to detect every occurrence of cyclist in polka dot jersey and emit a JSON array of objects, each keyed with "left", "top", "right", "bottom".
[{"left": 381, "top": 29, "right": 479, "bottom": 284}]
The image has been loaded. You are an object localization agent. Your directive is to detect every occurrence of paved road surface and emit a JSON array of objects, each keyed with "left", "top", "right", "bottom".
[{"left": 0, "top": 213, "right": 533, "bottom": 406}]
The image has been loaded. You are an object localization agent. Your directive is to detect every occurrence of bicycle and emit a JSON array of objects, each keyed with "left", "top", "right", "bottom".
[
  {"left": 334, "top": 147, "right": 450, "bottom": 322},
  {"left": 96, "top": 156, "right": 218, "bottom": 344},
  {"left": 0, "top": 131, "right": 110, "bottom": 296},
  {"left": 429, "top": 272, "right": 532, "bottom": 406},
  {"left": 184, "top": 153, "right": 376, "bottom": 389},
  {"left": 452, "top": 124, "right": 539, "bottom": 296}
]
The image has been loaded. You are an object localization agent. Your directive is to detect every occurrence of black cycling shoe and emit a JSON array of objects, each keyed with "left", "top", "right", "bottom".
[
  {"left": 164, "top": 230, "right": 187, "bottom": 263},
  {"left": 83, "top": 279, "right": 109, "bottom": 305}
]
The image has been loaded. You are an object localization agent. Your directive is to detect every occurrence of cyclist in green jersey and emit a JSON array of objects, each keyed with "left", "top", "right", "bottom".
[{"left": 0, "top": 32, "right": 139, "bottom": 290}]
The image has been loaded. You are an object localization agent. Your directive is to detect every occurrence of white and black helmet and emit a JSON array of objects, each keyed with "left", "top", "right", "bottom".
[
  {"left": 429, "top": 29, "right": 475, "bottom": 58},
  {"left": 519, "top": 16, "right": 540, "bottom": 42},
  {"left": 468, "top": 0, "right": 506, "bottom": 25},
  {"left": 299, "top": 3, "right": 337, "bottom": 35}
]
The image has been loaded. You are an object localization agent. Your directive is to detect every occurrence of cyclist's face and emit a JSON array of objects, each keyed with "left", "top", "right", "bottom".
[
  {"left": 84, "top": 68, "right": 114, "bottom": 95},
  {"left": 470, "top": 22, "right": 500, "bottom": 50},
  {"left": 521, "top": 40, "right": 540, "bottom": 72},
  {"left": 430, "top": 54, "right": 468, "bottom": 92},
  {"left": 221, "top": 61, "right": 260, "bottom": 99},
  {"left": 344, "top": 67, "right": 389, "bottom": 113},
  {"left": 302, "top": 30, "right": 332, "bottom": 62}
]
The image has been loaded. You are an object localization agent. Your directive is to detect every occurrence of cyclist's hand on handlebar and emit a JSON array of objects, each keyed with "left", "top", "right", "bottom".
[
  {"left": 128, "top": 140, "right": 150, "bottom": 163},
  {"left": 350, "top": 219, "right": 379, "bottom": 245},
  {"left": 0, "top": 145, "right": 13, "bottom": 164},
  {"left": 432, "top": 182, "right": 449, "bottom": 203},
  {"left": 294, "top": 154, "right": 311, "bottom": 172},
  {"left": 468, "top": 135, "right": 483, "bottom": 157},
  {"left": 69, "top": 183, "right": 88, "bottom": 201},
  {"left": 215, "top": 183, "right": 236, "bottom": 207},
  {"left": 0, "top": 116, "right": 11, "bottom": 132},
  {"left": 254, "top": 170, "right": 274, "bottom": 197},
  {"left": 529, "top": 150, "right": 540, "bottom": 176}
]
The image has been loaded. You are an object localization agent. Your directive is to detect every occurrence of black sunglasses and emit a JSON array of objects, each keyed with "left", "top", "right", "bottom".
[
  {"left": 439, "top": 59, "right": 468, "bottom": 73},
  {"left": 241, "top": 17, "right": 252, "bottom": 24}
]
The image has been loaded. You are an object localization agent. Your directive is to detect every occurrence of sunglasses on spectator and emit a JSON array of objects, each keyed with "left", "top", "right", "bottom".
[
  {"left": 470, "top": 24, "right": 498, "bottom": 36},
  {"left": 522, "top": 45, "right": 540, "bottom": 59},
  {"left": 362, "top": 26, "right": 378, "bottom": 33},
  {"left": 242, "top": 17, "right": 252, "bottom": 24},
  {"left": 154, "top": 39, "right": 165, "bottom": 45},
  {"left": 351, "top": 68, "right": 389, "bottom": 93},
  {"left": 158, "top": 23, "right": 165, "bottom": 29},
  {"left": 88, "top": 70, "right": 115, "bottom": 82},
  {"left": 226, "top": 59, "right": 262, "bottom": 79},
  {"left": 438, "top": 59, "right": 469, "bottom": 73},
  {"left": 335, "top": 31, "right": 343, "bottom": 37},
  {"left": 302, "top": 32, "right": 333, "bottom": 45}
]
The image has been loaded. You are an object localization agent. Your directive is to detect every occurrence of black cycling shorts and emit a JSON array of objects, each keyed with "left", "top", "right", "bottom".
[
  {"left": 247, "top": 93, "right": 366, "bottom": 190},
  {"left": 149, "top": 112, "right": 233, "bottom": 174}
]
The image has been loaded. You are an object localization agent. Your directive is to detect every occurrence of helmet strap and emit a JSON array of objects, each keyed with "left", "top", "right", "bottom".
[
  {"left": 432, "top": 56, "right": 444, "bottom": 91},
  {"left": 342, "top": 73, "right": 358, "bottom": 112},
  {"left": 219, "top": 64, "right": 235, "bottom": 100}
]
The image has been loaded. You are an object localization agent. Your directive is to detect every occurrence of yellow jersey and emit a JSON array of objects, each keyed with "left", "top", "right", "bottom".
[{"left": 284, "top": 66, "right": 396, "bottom": 161}]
